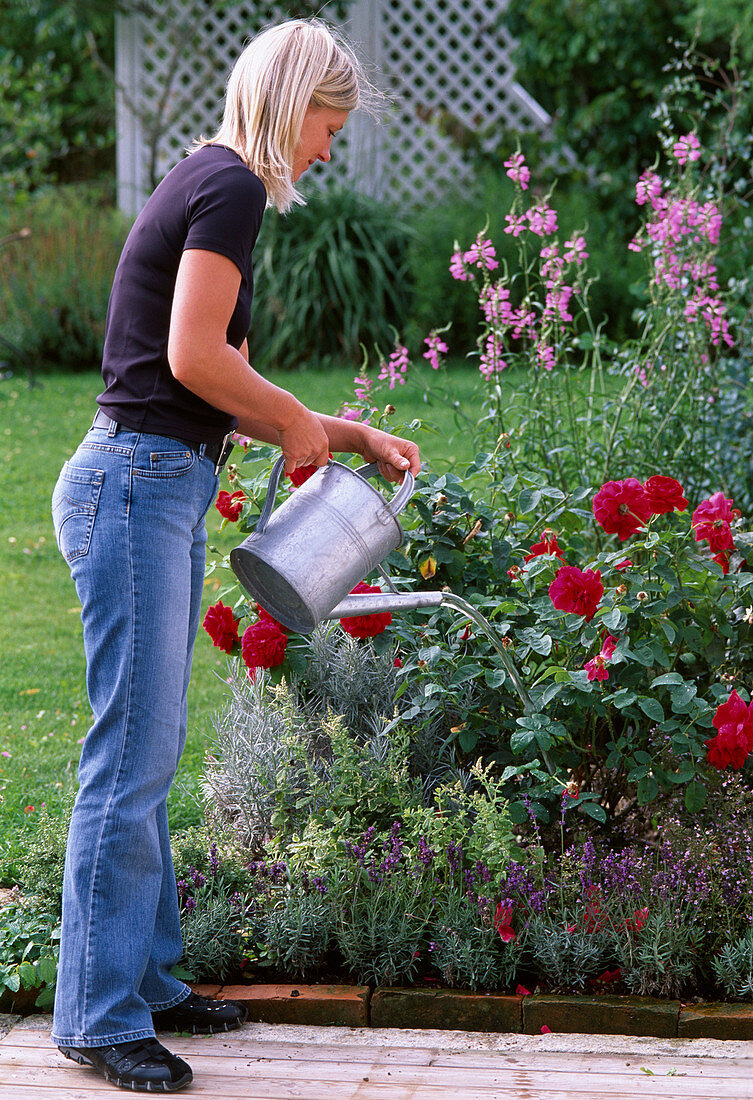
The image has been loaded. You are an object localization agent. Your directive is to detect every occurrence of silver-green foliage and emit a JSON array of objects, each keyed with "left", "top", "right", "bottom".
[
  {"left": 179, "top": 894, "right": 246, "bottom": 983},
  {"left": 334, "top": 878, "right": 427, "bottom": 988},
  {"left": 712, "top": 929, "right": 753, "bottom": 1001},
  {"left": 430, "top": 896, "right": 517, "bottom": 991},
  {"left": 263, "top": 891, "right": 332, "bottom": 982},
  {"left": 202, "top": 666, "right": 308, "bottom": 854},
  {"left": 301, "top": 624, "right": 400, "bottom": 738},
  {"left": 526, "top": 916, "right": 610, "bottom": 992},
  {"left": 614, "top": 907, "right": 695, "bottom": 999},
  {"left": 203, "top": 632, "right": 411, "bottom": 855}
]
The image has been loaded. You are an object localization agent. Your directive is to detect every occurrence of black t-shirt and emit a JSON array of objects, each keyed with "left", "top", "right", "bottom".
[{"left": 97, "top": 144, "right": 267, "bottom": 444}]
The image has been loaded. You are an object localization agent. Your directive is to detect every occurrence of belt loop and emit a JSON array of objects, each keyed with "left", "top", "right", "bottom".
[{"left": 107, "top": 417, "right": 117, "bottom": 439}]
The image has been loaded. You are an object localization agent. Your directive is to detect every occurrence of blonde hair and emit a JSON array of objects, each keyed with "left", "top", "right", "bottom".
[{"left": 198, "top": 18, "right": 365, "bottom": 212}]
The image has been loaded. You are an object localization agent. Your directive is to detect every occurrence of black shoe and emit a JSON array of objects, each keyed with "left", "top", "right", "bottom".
[
  {"left": 152, "top": 990, "right": 248, "bottom": 1035},
  {"left": 59, "top": 1037, "right": 193, "bottom": 1091}
]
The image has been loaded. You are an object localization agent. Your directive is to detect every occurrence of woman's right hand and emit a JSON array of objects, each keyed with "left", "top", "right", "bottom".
[{"left": 277, "top": 401, "right": 331, "bottom": 476}]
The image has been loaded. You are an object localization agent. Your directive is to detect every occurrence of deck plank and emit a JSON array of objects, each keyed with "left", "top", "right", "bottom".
[{"left": 1, "top": 1027, "right": 752, "bottom": 1100}]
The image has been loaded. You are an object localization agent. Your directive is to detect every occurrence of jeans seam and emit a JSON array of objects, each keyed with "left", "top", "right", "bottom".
[{"left": 80, "top": 458, "right": 138, "bottom": 1039}]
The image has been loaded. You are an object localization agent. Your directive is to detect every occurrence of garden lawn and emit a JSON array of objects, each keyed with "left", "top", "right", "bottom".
[{"left": 0, "top": 361, "right": 486, "bottom": 884}]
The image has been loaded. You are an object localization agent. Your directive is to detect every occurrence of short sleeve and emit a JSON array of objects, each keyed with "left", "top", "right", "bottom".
[{"left": 184, "top": 164, "right": 267, "bottom": 274}]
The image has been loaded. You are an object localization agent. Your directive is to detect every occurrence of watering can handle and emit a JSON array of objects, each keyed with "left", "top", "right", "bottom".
[
  {"left": 255, "top": 455, "right": 287, "bottom": 535},
  {"left": 356, "top": 462, "right": 415, "bottom": 517},
  {"left": 256, "top": 457, "right": 415, "bottom": 536}
]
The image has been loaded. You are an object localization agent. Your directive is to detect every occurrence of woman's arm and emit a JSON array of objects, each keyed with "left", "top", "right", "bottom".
[
  {"left": 168, "top": 248, "right": 330, "bottom": 474},
  {"left": 170, "top": 249, "right": 420, "bottom": 480}
]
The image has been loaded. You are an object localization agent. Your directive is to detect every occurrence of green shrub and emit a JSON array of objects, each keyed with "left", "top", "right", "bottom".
[
  {"left": 614, "top": 907, "right": 696, "bottom": 999},
  {"left": 18, "top": 794, "right": 74, "bottom": 911},
  {"left": 430, "top": 895, "right": 516, "bottom": 990},
  {"left": 0, "top": 899, "right": 60, "bottom": 1010},
  {"left": 179, "top": 893, "right": 247, "bottom": 984},
  {"left": 713, "top": 929, "right": 753, "bottom": 1000},
  {"left": 0, "top": 186, "right": 127, "bottom": 373},
  {"left": 249, "top": 186, "right": 412, "bottom": 370},
  {"left": 525, "top": 915, "right": 610, "bottom": 992},
  {"left": 262, "top": 888, "right": 332, "bottom": 981}
]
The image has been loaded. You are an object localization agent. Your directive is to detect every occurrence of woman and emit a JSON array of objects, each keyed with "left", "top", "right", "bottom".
[{"left": 51, "top": 18, "right": 420, "bottom": 1092}]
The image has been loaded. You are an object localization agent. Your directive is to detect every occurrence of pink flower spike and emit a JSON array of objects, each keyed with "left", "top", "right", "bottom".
[
  {"left": 449, "top": 250, "right": 470, "bottom": 281},
  {"left": 673, "top": 132, "right": 701, "bottom": 166},
  {"left": 504, "top": 213, "right": 527, "bottom": 237},
  {"left": 504, "top": 151, "right": 530, "bottom": 189},
  {"left": 423, "top": 332, "right": 448, "bottom": 370}
]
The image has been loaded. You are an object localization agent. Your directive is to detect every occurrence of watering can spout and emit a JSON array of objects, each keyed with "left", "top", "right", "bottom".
[{"left": 325, "top": 591, "right": 444, "bottom": 619}]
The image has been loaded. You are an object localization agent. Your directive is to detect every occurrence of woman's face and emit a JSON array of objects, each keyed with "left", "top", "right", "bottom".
[{"left": 292, "top": 105, "right": 349, "bottom": 182}]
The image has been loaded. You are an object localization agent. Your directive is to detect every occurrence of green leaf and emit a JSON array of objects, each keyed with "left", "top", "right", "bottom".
[
  {"left": 637, "top": 775, "right": 659, "bottom": 804},
  {"left": 18, "top": 963, "right": 37, "bottom": 989},
  {"left": 685, "top": 780, "right": 707, "bottom": 813},
  {"left": 517, "top": 488, "right": 542, "bottom": 514},
  {"left": 36, "top": 956, "right": 57, "bottom": 984},
  {"left": 579, "top": 801, "right": 607, "bottom": 823},
  {"left": 510, "top": 729, "right": 536, "bottom": 753},
  {"left": 458, "top": 727, "right": 479, "bottom": 753},
  {"left": 516, "top": 628, "right": 553, "bottom": 656},
  {"left": 668, "top": 761, "right": 695, "bottom": 784},
  {"left": 670, "top": 683, "right": 697, "bottom": 709},
  {"left": 638, "top": 697, "right": 664, "bottom": 722},
  {"left": 651, "top": 672, "right": 685, "bottom": 687},
  {"left": 600, "top": 607, "right": 626, "bottom": 631},
  {"left": 449, "top": 663, "right": 485, "bottom": 685}
]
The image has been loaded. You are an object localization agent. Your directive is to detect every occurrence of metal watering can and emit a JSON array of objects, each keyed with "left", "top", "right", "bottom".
[{"left": 230, "top": 455, "right": 532, "bottom": 710}]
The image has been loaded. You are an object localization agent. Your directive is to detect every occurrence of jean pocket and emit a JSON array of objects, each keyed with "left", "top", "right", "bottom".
[
  {"left": 133, "top": 446, "right": 196, "bottom": 478},
  {"left": 52, "top": 463, "right": 104, "bottom": 563}
]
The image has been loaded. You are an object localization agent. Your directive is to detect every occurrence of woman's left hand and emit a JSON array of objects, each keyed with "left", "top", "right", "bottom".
[{"left": 359, "top": 426, "right": 421, "bottom": 483}]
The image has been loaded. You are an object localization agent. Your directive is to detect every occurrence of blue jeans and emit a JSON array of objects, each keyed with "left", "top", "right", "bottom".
[{"left": 50, "top": 417, "right": 219, "bottom": 1046}]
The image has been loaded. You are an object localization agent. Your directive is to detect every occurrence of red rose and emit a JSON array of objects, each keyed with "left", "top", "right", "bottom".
[
  {"left": 615, "top": 559, "right": 633, "bottom": 571},
  {"left": 339, "top": 581, "right": 392, "bottom": 638},
  {"left": 241, "top": 619, "right": 287, "bottom": 671},
  {"left": 704, "top": 689, "right": 753, "bottom": 770},
  {"left": 693, "top": 491, "right": 735, "bottom": 554},
  {"left": 713, "top": 552, "right": 730, "bottom": 575},
  {"left": 202, "top": 600, "right": 240, "bottom": 653},
  {"left": 592, "top": 478, "right": 653, "bottom": 540},
  {"left": 257, "top": 606, "right": 288, "bottom": 633},
  {"left": 524, "top": 533, "right": 565, "bottom": 562},
  {"left": 215, "top": 489, "right": 246, "bottom": 521},
  {"left": 286, "top": 454, "right": 333, "bottom": 488},
  {"left": 549, "top": 565, "right": 604, "bottom": 622},
  {"left": 643, "top": 475, "right": 688, "bottom": 515}
]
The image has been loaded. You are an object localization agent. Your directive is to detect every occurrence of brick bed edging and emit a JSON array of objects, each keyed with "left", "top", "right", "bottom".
[{"left": 192, "top": 983, "right": 753, "bottom": 1040}]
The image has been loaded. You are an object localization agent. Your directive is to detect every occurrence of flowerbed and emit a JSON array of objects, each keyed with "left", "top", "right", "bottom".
[{"left": 7, "top": 76, "right": 753, "bottom": 1017}]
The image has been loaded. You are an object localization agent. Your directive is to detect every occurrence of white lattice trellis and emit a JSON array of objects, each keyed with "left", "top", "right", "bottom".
[{"left": 116, "top": 0, "right": 550, "bottom": 217}]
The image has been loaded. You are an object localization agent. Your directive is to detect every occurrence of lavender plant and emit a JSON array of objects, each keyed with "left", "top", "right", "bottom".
[{"left": 712, "top": 931, "right": 753, "bottom": 1001}]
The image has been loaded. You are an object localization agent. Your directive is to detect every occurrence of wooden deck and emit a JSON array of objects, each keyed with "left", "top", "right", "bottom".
[{"left": 2, "top": 1024, "right": 753, "bottom": 1100}]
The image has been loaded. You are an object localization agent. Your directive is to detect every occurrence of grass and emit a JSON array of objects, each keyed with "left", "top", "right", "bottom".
[{"left": 0, "top": 360, "right": 488, "bottom": 884}]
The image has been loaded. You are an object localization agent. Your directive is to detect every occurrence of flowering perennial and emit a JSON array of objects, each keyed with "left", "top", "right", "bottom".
[
  {"left": 339, "top": 581, "right": 392, "bottom": 638},
  {"left": 549, "top": 565, "right": 604, "bottom": 622},
  {"left": 202, "top": 600, "right": 239, "bottom": 653},
  {"left": 705, "top": 690, "right": 753, "bottom": 770},
  {"left": 215, "top": 489, "right": 246, "bottom": 521}
]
